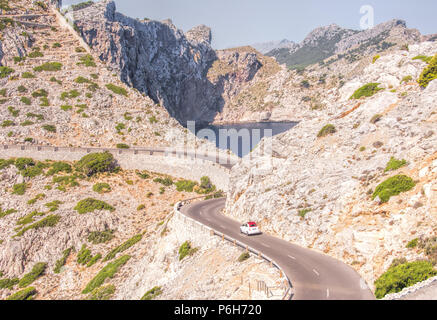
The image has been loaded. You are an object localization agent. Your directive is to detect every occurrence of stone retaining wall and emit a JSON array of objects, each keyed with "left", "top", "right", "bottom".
[{"left": 1, "top": 145, "right": 231, "bottom": 191}]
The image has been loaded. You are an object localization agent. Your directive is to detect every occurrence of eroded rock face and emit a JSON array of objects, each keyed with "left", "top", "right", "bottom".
[
  {"left": 0, "top": 26, "right": 32, "bottom": 65},
  {"left": 71, "top": 1, "right": 216, "bottom": 125}
]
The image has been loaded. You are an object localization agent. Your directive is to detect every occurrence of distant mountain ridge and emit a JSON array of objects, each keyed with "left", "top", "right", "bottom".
[
  {"left": 266, "top": 19, "right": 425, "bottom": 69},
  {"left": 250, "top": 39, "right": 297, "bottom": 54}
]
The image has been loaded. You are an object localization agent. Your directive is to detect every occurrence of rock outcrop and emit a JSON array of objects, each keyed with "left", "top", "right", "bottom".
[
  {"left": 226, "top": 41, "right": 437, "bottom": 290},
  {"left": 70, "top": 1, "right": 272, "bottom": 126},
  {"left": 71, "top": 1, "right": 219, "bottom": 126}
]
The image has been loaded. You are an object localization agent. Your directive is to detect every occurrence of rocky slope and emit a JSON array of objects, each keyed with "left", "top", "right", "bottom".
[
  {"left": 0, "top": 0, "right": 189, "bottom": 149},
  {"left": 0, "top": 156, "right": 281, "bottom": 300},
  {"left": 226, "top": 41, "right": 437, "bottom": 293}
]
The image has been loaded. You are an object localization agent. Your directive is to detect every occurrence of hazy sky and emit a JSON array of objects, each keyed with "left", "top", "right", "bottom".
[{"left": 63, "top": 0, "right": 437, "bottom": 49}]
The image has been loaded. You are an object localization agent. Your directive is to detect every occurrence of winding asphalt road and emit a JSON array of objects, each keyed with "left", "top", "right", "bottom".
[{"left": 181, "top": 198, "right": 375, "bottom": 300}]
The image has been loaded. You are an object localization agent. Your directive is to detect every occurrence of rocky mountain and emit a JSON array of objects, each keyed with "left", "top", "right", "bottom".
[
  {"left": 226, "top": 41, "right": 437, "bottom": 294},
  {"left": 251, "top": 39, "right": 297, "bottom": 55},
  {"left": 267, "top": 19, "right": 423, "bottom": 70}
]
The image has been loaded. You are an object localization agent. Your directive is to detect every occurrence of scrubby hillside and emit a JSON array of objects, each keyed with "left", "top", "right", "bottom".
[
  {"left": 226, "top": 42, "right": 437, "bottom": 297},
  {"left": 0, "top": 0, "right": 188, "bottom": 149},
  {"left": 0, "top": 153, "right": 280, "bottom": 300}
]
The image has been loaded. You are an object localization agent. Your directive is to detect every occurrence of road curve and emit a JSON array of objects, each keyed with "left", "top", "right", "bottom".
[{"left": 181, "top": 198, "right": 375, "bottom": 300}]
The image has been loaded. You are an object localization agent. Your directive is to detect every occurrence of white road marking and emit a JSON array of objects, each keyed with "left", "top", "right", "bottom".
[
  {"left": 220, "top": 225, "right": 226, "bottom": 229},
  {"left": 261, "top": 243, "right": 270, "bottom": 248},
  {"left": 288, "top": 255, "right": 296, "bottom": 260},
  {"left": 327, "top": 288, "right": 330, "bottom": 298},
  {"left": 313, "top": 269, "right": 320, "bottom": 276}
]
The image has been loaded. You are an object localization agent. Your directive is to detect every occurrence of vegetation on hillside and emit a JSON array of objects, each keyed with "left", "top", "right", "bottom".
[{"left": 375, "top": 260, "right": 437, "bottom": 299}]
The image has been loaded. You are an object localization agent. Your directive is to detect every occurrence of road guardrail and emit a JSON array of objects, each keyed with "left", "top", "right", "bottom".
[{"left": 174, "top": 200, "right": 294, "bottom": 300}]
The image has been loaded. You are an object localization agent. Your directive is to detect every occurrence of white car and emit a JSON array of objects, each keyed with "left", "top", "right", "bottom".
[{"left": 240, "top": 222, "right": 261, "bottom": 236}]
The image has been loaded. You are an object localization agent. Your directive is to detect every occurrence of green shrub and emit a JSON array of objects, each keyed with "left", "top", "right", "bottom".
[
  {"left": 401, "top": 75, "right": 413, "bottom": 84},
  {"left": 22, "top": 72, "right": 36, "bottom": 78},
  {"left": 45, "top": 200, "right": 62, "bottom": 212},
  {"left": 17, "top": 210, "right": 45, "bottom": 225},
  {"left": 385, "top": 157, "right": 407, "bottom": 172},
  {"left": 93, "top": 183, "right": 111, "bottom": 194},
  {"left": 75, "top": 76, "right": 90, "bottom": 84},
  {"left": 86, "top": 253, "right": 102, "bottom": 268},
  {"left": 86, "top": 284, "right": 115, "bottom": 300},
  {"left": 137, "top": 204, "right": 145, "bottom": 211},
  {"left": 74, "top": 198, "right": 115, "bottom": 215},
  {"left": 6, "top": 287, "right": 37, "bottom": 300},
  {"left": 149, "top": 116, "right": 158, "bottom": 124},
  {"left": 141, "top": 286, "right": 162, "bottom": 300},
  {"left": 20, "top": 96, "right": 31, "bottom": 105},
  {"left": 33, "top": 62, "right": 62, "bottom": 72},
  {"left": 60, "top": 105, "right": 72, "bottom": 111},
  {"left": 418, "top": 54, "right": 437, "bottom": 88},
  {"left": 42, "top": 124, "right": 56, "bottom": 133},
  {"left": 105, "top": 84, "right": 128, "bottom": 96},
  {"left": 238, "top": 252, "right": 250, "bottom": 262},
  {"left": 0, "top": 66, "right": 14, "bottom": 78},
  {"left": 136, "top": 171, "right": 150, "bottom": 179},
  {"left": 317, "top": 124, "right": 336, "bottom": 138},
  {"left": 1, "top": 120, "right": 15, "bottom": 127},
  {"left": 153, "top": 177, "right": 173, "bottom": 186},
  {"left": 18, "top": 262, "right": 47, "bottom": 288},
  {"left": 50, "top": 76, "right": 62, "bottom": 85},
  {"left": 0, "top": 88, "right": 6, "bottom": 96},
  {"left": 115, "top": 123, "right": 126, "bottom": 133},
  {"left": 116, "top": 143, "right": 130, "bottom": 149},
  {"left": 175, "top": 179, "right": 197, "bottom": 192},
  {"left": 406, "top": 238, "right": 419, "bottom": 249},
  {"left": 0, "top": 277, "right": 19, "bottom": 290},
  {"left": 46, "top": 162, "right": 72, "bottom": 176},
  {"left": 77, "top": 54, "right": 96, "bottom": 67},
  {"left": 88, "top": 230, "right": 115, "bottom": 244},
  {"left": 82, "top": 255, "right": 131, "bottom": 294},
  {"left": 60, "top": 89, "right": 80, "bottom": 100},
  {"left": 32, "top": 89, "right": 48, "bottom": 98},
  {"left": 412, "top": 55, "right": 432, "bottom": 64},
  {"left": 77, "top": 244, "right": 93, "bottom": 265},
  {"left": 0, "top": 159, "right": 15, "bottom": 170},
  {"left": 28, "top": 51, "right": 44, "bottom": 58},
  {"left": 178, "top": 241, "right": 198, "bottom": 261},
  {"left": 26, "top": 112, "right": 44, "bottom": 121},
  {"left": 8, "top": 106, "right": 19, "bottom": 117},
  {"left": 205, "top": 191, "right": 225, "bottom": 200},
  {"left": 15, "top": 215, "right": 60, "bottom": 237},
  {"left": 52, "top": 42, "right": 62, "bottom": 48},
  {"left": 372, "top": 55, "right": 380, "bottom": 64},
  {"left": 12, "top": 183, "right": 27, "bottom": 195},
  {"left": 52, "top": 175, "right": 79, "bottom": 189},
  {"left": 103, "top": 234, "right": 143, "bottom": 261},
  {"left": 0, "top": 206, "right": 17, "bottom": 218},
  {"left": 21, "top": 120, "right": 34, "bottom": 127},
  {"left": 75, "top": 152, "right": 117, "bottom": 177},
  {"left": 75, "top": 46, "right": 86, "bottom": 53},
  {"left": 27, "top": 193, "right": 45, "bottom": 205},
  {"left": 370, "top": 114, "right": 383, "bottom": 124},
  {"left": 375, "top": 260, "right": 437, "bottom": 299},
  {"left": 350, "top": 83, "right": 384, "bottom": 99},
  {"left": 372, "top": 175, "right": 416, "bottom": 203},
  {"left": 54, "top": 247, "right": 72, "bottom": 274}
]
